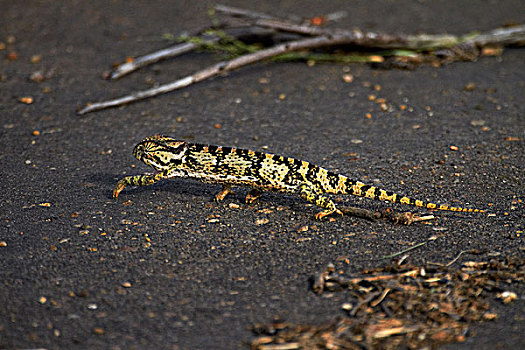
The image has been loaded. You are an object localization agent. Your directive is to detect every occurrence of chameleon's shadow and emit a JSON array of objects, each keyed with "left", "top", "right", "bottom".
[
  {"left": 87, "top": 173, "right": 125, "bottom": 200},
  {"left": 88, "top": 173, "right": 215, "bottom": 200},
  {"left": 89, "top": 172, "right": 307, "bottom": 212},
  {"left": 160, "top": 178, "right": 301, "bottom": 210}
]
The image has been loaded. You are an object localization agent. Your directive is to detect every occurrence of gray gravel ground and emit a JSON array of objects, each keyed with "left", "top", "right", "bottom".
[{"left": 1, "top": 1, "right": 524, "bottom": 349}]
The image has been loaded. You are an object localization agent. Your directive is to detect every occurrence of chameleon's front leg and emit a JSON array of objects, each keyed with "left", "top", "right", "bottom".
[
  {"left": 113, "top": 172, "right": 167, "bottom": 199},
  {"left": 298, "top": 183, "right": 343, "bottom": 220}
]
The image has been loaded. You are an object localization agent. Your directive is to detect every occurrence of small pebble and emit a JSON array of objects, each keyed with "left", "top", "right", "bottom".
[
  {"left": 19, "top": 96, "right": 34, "bottom": 104},
  {"left": 464, "top": 82, "right": 476, "bottom": 91},
  {"left": 30, "top": 54, "right": 42, "bottom": 64},
  {"left": 342, "top": 74, "right": 353, "bottom": 83},
  {"left": 93, "top": 327, "right": 104, "bottom": 335}
]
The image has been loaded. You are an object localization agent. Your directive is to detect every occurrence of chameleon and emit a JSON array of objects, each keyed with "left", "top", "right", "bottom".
[{"left": 113, "top": 135, "right": 485, "bottom": 220}]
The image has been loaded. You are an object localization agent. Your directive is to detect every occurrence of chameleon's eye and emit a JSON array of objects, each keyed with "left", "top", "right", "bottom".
[{"left": 133, "top": 144, "right": 147, "bottom": 160}]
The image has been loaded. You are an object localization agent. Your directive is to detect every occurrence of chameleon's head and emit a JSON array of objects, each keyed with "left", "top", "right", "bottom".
[{"left": 133, "top": 135, "right": 188, "bottom": 171}]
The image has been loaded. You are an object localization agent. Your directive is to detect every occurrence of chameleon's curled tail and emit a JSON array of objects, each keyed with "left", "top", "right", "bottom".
[{"left": 333, "top": 175, "right": 485, "bottom": 213}]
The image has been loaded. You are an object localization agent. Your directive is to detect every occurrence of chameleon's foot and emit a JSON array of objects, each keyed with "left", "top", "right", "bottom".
[
  {"left": 113, "top": 181, "right": 128, "bottom": 199},
  {"left": 314, "top": 208, "right": 343, "bottom": 220},
  {"left": 214, "top": 185, "right": 233, "bottom": 202},
  {"left": 113, "top": 173, "right": 164, "bottom": 200},
  {"left": 245, "top": 188, "right": 263, "bottom": 204}
]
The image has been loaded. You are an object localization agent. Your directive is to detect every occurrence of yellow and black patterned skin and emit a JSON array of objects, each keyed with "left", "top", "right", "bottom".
[{"left": 113, "top": 135, "right": 485, "bottom": 219}]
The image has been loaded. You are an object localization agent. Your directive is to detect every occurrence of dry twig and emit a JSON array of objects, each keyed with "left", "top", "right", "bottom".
[
  {"left": 109, "top": 38, "right": 218, "bottom": 80},
  {"left": 381, "top": 236, "right": 438, "bottom": 259}
]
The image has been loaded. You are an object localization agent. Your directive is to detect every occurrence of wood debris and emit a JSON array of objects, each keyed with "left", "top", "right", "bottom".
[{"left": 251, "top": 256, "right": 524, "bottom": 349}]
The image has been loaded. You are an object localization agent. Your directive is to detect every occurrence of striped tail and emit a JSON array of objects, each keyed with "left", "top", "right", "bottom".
[{"left": 329, "top": 174, "right": 485, "bottom": 213}]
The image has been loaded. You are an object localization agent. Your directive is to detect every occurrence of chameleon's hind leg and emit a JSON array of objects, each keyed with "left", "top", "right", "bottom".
[
  {"left": 245, "top": 188, "right": 263, "bottom": 204},
  {"left": 113, "top": 171, "right": 168, "bottom": 199},
  {"left": 298, "top": 183, "right": 343, "bottom": 220},
  {"left": 214, "top": 184, "right": 234, "bottom": 202}
]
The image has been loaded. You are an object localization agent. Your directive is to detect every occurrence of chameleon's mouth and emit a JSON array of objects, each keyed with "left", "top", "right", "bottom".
[
  {"left": 143, "top": 157, "right": 161, "bottom": 169},
  {"left": 141, "top": 153, "right": 168, "bottom": 171}
]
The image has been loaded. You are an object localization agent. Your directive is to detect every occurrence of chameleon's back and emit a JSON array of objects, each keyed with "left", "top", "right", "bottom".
[{"left": 185, "top": 142, "right": 319, "bottom": 192}]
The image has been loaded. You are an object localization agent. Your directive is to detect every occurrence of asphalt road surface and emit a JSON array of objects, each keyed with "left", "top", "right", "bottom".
[{"left": 1, "top": 1, "right": 523, "bottom": 349}]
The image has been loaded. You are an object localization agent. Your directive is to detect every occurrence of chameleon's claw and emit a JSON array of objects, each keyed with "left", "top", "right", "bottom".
[
  {"left": 314, "top": 211, "right": 329, "bottom": 220},
  {"left": 214, "top": 185, "right": 233, "bottom": 202},
  {"left": 113, "top": 181, "right": 127, "bottom": 199}
]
